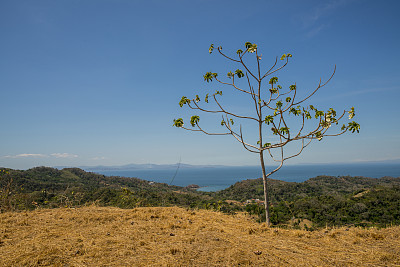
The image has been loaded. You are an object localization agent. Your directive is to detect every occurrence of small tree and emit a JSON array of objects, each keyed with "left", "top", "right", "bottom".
[
  {"left": 0, "top": 169, "right": 14, "bottom": 212},
  {"left": 173, "top": 42, "right": 360, "bottom": 226}
]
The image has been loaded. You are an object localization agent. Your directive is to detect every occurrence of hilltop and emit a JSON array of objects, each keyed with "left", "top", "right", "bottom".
[{"left": 1, "top": 206, "right": 399, "bottom": 266}]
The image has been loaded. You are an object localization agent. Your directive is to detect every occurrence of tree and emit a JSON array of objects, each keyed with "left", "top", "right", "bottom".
[
  {"left": 173, "top": 42, "right": 360, "bottom": 226},
  {"left": 0, "top": 169, "right": 14, "bottom": 212}
]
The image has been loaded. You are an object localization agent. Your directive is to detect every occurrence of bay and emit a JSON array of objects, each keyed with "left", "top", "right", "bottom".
[{"left": 94, "top": 162, "right": 400, "bottom": 192}]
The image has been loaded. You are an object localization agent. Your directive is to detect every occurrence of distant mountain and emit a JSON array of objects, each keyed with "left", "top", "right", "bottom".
[
  {"left": 77, "top": 163, "right": 229, "bottom": 171},
  {"left": 53, "top": 159, "right": 400, "bottom": 172}
]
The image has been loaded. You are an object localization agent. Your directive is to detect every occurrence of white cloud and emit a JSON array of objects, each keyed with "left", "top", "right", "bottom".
[
  {"left": 4, "top": 153, "right": 79, "bottom": 159},
  {"left": 303, "top": 0, "right": 349, "bottom": 26},
  {"left": 51, "top": 153, "right": 78, "bottom": 159},
  {"left": 4, "top": 153, "right": 47, "bottom": 159},
  {"left": 301, "top": 0, "right": 353, "bottom": 37},
  {"left": 306, "top": 24, "right": 327, "bottom": 38},
  {"left": 92, "top": 156, "right": 107, "bottom": 160}
]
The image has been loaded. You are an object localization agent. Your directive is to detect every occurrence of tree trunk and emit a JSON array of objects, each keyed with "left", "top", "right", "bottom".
[{"left": 260, "top": 150, "right": 270, "bottom": 226}]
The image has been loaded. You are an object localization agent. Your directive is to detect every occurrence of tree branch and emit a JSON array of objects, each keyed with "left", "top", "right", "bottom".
[
  {"left": 217, "top": 47, "right": 241, "bottom": 63},
  {"left": 239, "top": 55, "right": 259, "bottom": 82},
  {"left": 283, "top": 138, "right": 313, "bottom": 162},
  {"left": 293, "top": 65, "right": 336, "bottom": 105},
  {"left": 261, "top": 57, "right": 289, "bottom": 79},
  {"left": 223, "top": 119, "right": 259, "bottom": 153},
  {"left": 212, "top": 94, "right": 259, "bottom": 121},
  {"left": 180, "top": 125, "right": 230, "bottom": 135},
  {"left": 214, "top": 77, "right": 253, "bottom": 95}
]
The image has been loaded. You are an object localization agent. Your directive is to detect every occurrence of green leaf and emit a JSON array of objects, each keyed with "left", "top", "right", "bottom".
[
  {"left": 289, "top": 84, "right": 296, "bottom": 91},
  {"left": 280, "top": 54, "right": 286, "bottom": 60},
  {"left": 203, "top": 72, "right": 214, "bottom": 82},
  {"left": 315, "top": 131, "right": 322, "bottom": 141},
  {"left": 263, "top": 143, "right": 271, "bottom": 148},
  {"left": 269, "top": 77, "right": 278, "bottom": 85},
  {"left": 271, "top": 127, "right": 278, "bottom": 135},
  {"left": 264, "top": 115, "right": 274, "bottom": 125},
  {"left": 290, "top": 107, "right": 301, "bottom": 116},
  {"left": 287, "top": 53, "right": 292, "bottom": 57},
  {"left": 320, "top": 120, "right": 331, "bottom": 129},
  {"left": 276, "top": 101, "right": 283, "bottom": 109},
  {"left": 173, "top": 118, "right": 184, "bottom": 127},
  {"left": 227, "top": 71, "right": 234, "bottom": 79},
  {"left": 327, "top": 108, "right": 337, "bottom": 118},
  {"left": 179, "top": 96, "right": 190, "bottom": 107},
  {"left": 205, "top": 94, "right": 209, "bottom": 103},
  {"left": 215, "top": 90, "right": 223, "bottom": 96},
  {"left": 248, "top": 44, "right": 257, "bottom": 53},
  {"left": 209, "top": 44, "right": 214, "bottom": 54},
  {"left": 230, "top": 118, "right": 234, "bottom": 125},
  {"left": 221, "top": 120, "right": 225, "bottom": 126},
  {"left": 279, "top": 127, "right": 290, "bottom": 135},
  {"left": 348, "top": 107, "right": 355, "bottom": 119},
  {"left": 236, "top": 49, "right": 243, "bottom": 55},
  {"left": 285, "top": 97, "right": 292, "bottom": 103},
  {"left": 245, "top": 42, "right": 252, "bottom": 49},
  {"left": 269, "top": 88, "right": 278, "bottom": 94},
  {"left": 190, "top": 115, "right": 200, "bottom": 127},
  {"left": 195, "top": 95, "right": 201, "bottom": 102},
  {"left": 315, "top": 110, "right": 324, "bottom": 118},
  {"left": 235, "top": 69, "right": 244, "bottom": 78},
  {"left": 348, "top": 121, "right": 360, "bottom": 133}
]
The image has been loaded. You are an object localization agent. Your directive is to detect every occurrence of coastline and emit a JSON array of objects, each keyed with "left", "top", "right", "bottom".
[{"left": 94, "top": 162, "right": 400, "bottom": 192}]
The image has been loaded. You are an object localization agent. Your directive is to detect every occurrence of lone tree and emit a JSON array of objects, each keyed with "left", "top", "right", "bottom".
[{"left": 173, "top": 42, "right": 360, "bottom": 225}]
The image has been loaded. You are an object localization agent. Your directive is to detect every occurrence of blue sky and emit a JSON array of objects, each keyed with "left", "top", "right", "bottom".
[{"left": 1, "top": 0, "right": 399, "bottom": 169}]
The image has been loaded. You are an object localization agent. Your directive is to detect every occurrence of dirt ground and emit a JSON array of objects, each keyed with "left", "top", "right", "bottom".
[{"left": 1, "top": 206, "right": 399, "bottom": 266}]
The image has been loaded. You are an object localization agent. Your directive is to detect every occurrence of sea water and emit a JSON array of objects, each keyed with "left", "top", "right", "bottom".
[{"left": 94, "top": 162, "right": 400, "bottom": 192}]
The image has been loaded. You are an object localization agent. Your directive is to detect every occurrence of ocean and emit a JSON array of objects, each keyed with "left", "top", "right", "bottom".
[{"left": 94, "top": 162, "right": 400, "bottom": 192}]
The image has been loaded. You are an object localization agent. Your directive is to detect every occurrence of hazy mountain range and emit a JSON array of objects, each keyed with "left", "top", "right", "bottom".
[
  {"left": 55, "top": 163, "right": 229, "bottom": 171},
  {"left": 53, "top": 159, "right": 400, "bottom": 172}
]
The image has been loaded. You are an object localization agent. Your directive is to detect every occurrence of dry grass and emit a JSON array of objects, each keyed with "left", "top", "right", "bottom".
[{"left": 1, "top": 206, "right": 400, "bottom": 266}]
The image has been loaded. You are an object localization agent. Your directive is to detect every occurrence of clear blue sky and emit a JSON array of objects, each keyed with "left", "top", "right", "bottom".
[{"left": 1, "top": 0, "right": 399, "bottom": 169}]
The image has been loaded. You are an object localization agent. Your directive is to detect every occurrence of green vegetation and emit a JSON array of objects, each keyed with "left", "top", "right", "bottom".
[
  {"left": 1, "top": 167, "right": 399, "bottom": 229},
  {"left": 214, "top": 176, "right": 400, "bottom": 228},
  {"left": 0, "top": 167, "right": 229, "bottom": 212}
]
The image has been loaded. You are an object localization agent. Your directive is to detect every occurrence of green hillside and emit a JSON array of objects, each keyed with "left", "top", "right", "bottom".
[
  {"left": 214, "top": 175, "right": 400, "bottom": 227},
  {"left": 215, "top": 175, "right": 400, "bottom": 202},
  {"left": 0, "top": 167, "right": 217, "bottom": 211},
  {"left": 1, "top": 167, "right": 399, "bottom": 228}
]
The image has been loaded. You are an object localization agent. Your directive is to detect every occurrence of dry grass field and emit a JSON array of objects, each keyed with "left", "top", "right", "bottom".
[{"left": 1, "top": 206, "right": 400, "bottom": 266}]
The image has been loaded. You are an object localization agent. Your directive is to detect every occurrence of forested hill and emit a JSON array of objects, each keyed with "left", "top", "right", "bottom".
[
  {"left": 214, "top": 175, "right": 400, "bottom": 227},
  {"left": 0, "top": 167, "right": 215, "bottom": 211},
  {"left": 3, "top": 166, "right": 182, "bottom": 193},
  {"left": 215, "top": 175, "right": 400, "bottom": 202}
]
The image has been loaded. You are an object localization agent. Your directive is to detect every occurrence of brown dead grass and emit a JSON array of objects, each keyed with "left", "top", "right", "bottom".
[{"left": 1, "top": 206, "right": 400, "bottom": 266}]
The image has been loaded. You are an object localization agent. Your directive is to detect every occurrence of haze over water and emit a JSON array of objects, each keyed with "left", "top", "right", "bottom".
[{"left": 94, "top": 162, "right": 400, "bottom": 192}]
